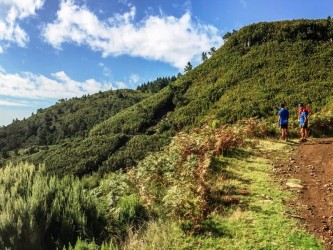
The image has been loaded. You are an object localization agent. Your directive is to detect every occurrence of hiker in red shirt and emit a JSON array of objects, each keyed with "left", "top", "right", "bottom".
[{"left": 298, "top": 103, "right": 311, "bottom": 140}]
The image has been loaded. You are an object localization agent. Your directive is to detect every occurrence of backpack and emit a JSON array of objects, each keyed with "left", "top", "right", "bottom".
[{"left": 298, "top": 106, "right": 311, "bottom": 115}]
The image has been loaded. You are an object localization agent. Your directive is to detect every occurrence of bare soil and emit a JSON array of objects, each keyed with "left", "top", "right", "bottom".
[{"left": 275, "top": 137, "right": 333, "bottom": 249}]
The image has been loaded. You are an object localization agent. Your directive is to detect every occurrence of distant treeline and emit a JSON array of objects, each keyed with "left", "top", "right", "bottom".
[{"left": 136, "top": 76, "right": 177, "bottom": 93}]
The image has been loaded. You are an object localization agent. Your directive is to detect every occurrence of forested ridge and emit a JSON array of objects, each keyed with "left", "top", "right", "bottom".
[
  {"left": 0, "top": 89, "right": 150, "bottom": 151},
  {"left": 0, "top": 19, "right": 333, "bottom": 249}
]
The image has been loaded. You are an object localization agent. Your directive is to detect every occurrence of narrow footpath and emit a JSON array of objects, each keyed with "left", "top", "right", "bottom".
[{"left": 275, "top": 138, "right": 333, "bottom": 249}]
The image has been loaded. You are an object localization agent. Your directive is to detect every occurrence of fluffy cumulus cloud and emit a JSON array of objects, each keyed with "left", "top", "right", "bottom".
[
  {"left": 2, "top": 0, "right": 44, "bottom": 18},
  {"left": 0, "top": 71, "right": 113, "bottom": 102},
  {"left": 0, "top": 0, "right": 44, "bottom": 52},
  {"left": 42, "top": 0, "right": 221, "bottom": 69}
]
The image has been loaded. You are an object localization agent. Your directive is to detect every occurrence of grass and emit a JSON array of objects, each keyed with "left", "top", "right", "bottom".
[
  {"left": 200, "top": 139, "right": 323, "bottom": 250},
  {"left": 122, "top": 220, "right": 188, "bottom": 250},
  {"left": 123, "top": 139, "right": 323, "bottom": 250}
]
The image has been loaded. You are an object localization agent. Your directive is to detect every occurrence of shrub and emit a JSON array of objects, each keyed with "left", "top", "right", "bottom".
[
  {"left": 116, "top": 194, "right": 149, "bottom": 228},
  {"left": 309, "top": 113, "right": 333, "bottom": 137},
  {"left": 131, "top": 125, "right": 244, "bottom": 232},
  {"left": 99, "top": 134, "right": 170, "bottom": 173},
  {"left": 25, "top": 134, "right": 129, "bottom": 176},
  {"left": 0, "top": 163, "right": 105, "bottom": 250},
  {"left": 240, "top": 118, "right": 274, "bottom": 138}
]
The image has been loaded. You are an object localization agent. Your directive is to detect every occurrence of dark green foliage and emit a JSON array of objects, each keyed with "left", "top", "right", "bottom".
[
  {"left": 99, "top": 134, "right": 170, "bottom": 173},
  {"left": 0, "top": 89, "right": 149, "bottom": 151},
  {"left": 19, "top": 134, "right": 128, "bottom": 176},
  {"left": 184, "top": 62, "right": 193, "bottom": 73},
  {"left": 136, "top": 76, "right": 177, "bottom": 93},
  {"left": 226, "top": 19, "right": 333, "bottom": 47},
  {"left": 223, "top": 29, "right": 238, "bottom": 41},
  {"left": 0, "top": 163, "right": 105, "bottom": 250},
  {"left": 117, "top": 194, "right": 149, "bottom": 227},
  {"left": 90, "top": 88, "right": 175, "bottom": 136},
  {"left": 201, "top": 52, "right": 208, "bottom": 62},
  {"left": 4, "top": 88, "right": 174, "bottom": 176}
]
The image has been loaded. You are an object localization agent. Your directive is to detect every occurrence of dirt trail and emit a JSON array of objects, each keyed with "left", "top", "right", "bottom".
[{"left": 276, "top": 137, "right": 333, "bottom": 249}]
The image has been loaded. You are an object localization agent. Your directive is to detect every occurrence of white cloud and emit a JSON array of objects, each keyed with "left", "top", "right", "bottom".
[
  {"left": 115, "top": 81, "right": 128, "bottom": 89},
  {"left": 2, "top": 0, "right": 44, "bottom": 18},
  {"left": 0, "top": 0, "right": 44, "bottom": 52},
  {"left": 129, "top": 74, "right": 140, "bottom": 85},
  {"left": 0, "top": 71, "right": 114, "bottom": 101},
  {"left": 0, "top": 100, "right": 30, "bottom": 107},
  {"left": 42, "top": 0, "right": 221, "bottom": 69}
]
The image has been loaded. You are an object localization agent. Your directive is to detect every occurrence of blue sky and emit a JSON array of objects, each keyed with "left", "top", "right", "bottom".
[{"left": 0, "top": 0, "right": 332, "bottom": 126}]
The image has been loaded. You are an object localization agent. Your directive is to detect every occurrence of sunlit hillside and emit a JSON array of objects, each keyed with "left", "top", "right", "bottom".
[{"left": 0, "top": 19, "right": 333, "bottom": 249}]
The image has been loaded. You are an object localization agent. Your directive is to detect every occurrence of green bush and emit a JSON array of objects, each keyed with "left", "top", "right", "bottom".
[
  {"left": 99, "top": 134, "right": 170, "bottom": 173},
  {"left": 309, "top": 113, "right": 333, "bottom": 137},
  {"left": 0, "top": 163, "right": 105, "bottom": 250},
  {"left": 21, "top": 134, "right": 129, "bottom": 176},
  {"left": 90, "top": 88, "right": 174, "bottom": 136},
  {"left": 131, "top": 126, "right": 244, "bottom": 232},
  {"left": 117, "top": 194, "right": 149, "bottom": 227}
]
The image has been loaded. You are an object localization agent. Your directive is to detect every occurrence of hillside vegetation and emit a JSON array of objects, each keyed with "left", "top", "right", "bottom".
[
  {"left": 5, "top": 18, "right": 333, "bottom": 174},
  {"left": 0, "top": 89, "right": 150, "bottom": 152},
  {"left": 0, "top": 19, "right": 333, "bottom": 249}
]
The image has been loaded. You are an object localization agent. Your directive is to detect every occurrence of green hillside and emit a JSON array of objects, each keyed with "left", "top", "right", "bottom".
[
  {"left": 0, "top": 89, "right": 150, "bottom": 151},
  {"left": 169, "top": 19, "right": 333, "bottom": 125},
  {"left": 90, "top": 19, "right": 333, "bottom": 138},
  {"left": 0, "top": 19, "right": 333, "bottom": 249},
  {"left": 2, "top": 19, "right": 333, "bottom": 175}
]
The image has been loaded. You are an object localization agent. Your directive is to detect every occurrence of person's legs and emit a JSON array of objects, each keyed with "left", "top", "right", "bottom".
[
  {"left": 280, "top": 124, "right": 288, "bottom": 141},
  {"left": 283, "top": 128, "right": 288, "bottom": 141},
  {"left": 300, "top": 126, "right": 306, "bottom": 141},
  {"left": 305, "top": 124, "right": 309, "bottom": 139},
  {"left": 303, "top": 123, "right": 308, "bottom": 140}
]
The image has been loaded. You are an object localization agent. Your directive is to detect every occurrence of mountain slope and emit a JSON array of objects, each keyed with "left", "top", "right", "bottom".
[
  {"left": 168, "top": 19, "right": 333, "bottom": 126},
  {"left": 3, "top": 19, "right": 333, "bottom": 175},
  {"left": 1, "top": 18, "right": 333, "bottom": 249},
  {"left": 0, "top": 89, "right": 150, "bottom": 153}
]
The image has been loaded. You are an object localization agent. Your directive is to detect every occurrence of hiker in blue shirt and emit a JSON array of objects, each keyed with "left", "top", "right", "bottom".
[
  {"left": 299, "top": 107, "right": 308, "bottom": 142},
  {"left": 278, "top": 103, "right": 289, "bottom": 141}
]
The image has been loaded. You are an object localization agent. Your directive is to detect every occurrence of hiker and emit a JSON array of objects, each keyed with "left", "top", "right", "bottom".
[
  {"left": 299, "top": 106, "right": 308, "bottom": 142},
  {"left": 278, "top": 103, "right": 289, "bottom": 141},
  {"left": 298, "top": 103, "right": 311, "bottom": 140}
]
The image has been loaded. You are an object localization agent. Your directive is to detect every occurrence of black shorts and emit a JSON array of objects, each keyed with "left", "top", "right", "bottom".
[
  {"left": 300, "top": 122, "right": 308, "bottom": 129},
  {"left": 280, "top": 124, "right": 288, "bottom": 129}
]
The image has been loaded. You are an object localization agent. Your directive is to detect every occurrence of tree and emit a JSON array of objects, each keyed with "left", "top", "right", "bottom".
[
  {"left": 223, "top": 29, "right": 238, "bottom": 41},
  {"left": 184, "top": 62, "right": 193, "bottom": 73},
  {"left": 201, "top": 52, "right": 208, "bottom": 62},
  {"left": 208, "top": 47, "right": 216, "bottom": 56}
]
